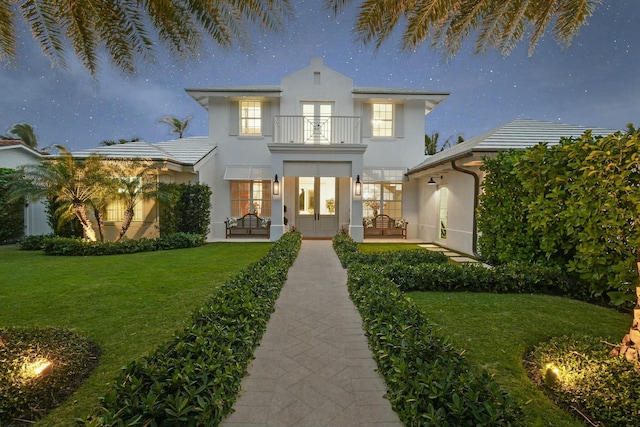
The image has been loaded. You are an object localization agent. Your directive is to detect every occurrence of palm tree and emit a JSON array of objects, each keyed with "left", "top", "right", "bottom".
[
  {"left": 100, "top": 137, "right": 140, "bottom": 146},
  {"left": 424, "top": 132, "right": 440, "bottom": 155},
  {"left": 158, "top": 116, "right": 192, "bottom": 138},
  {"left": 6, "top": 122, "right": 38, "bottom": 148},
  {"left": 10, "top": 146, "right": 107, "bottom": 241},
  {"left": 0, "top": 1, "right": 292, "bottom": 76},
  {"left": 109, "top": 160, "right": 159, "bottom": 241},
  {"left": 327, "top": 0, "right": 600, "bottom": 58}
]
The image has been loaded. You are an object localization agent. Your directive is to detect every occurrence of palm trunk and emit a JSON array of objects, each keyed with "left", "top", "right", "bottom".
[
  {"left": 93, "top": 207, "right": 105, "bottom": 242},
  {"left": 73, "top": 203, "right": 97, "bottom": 241},
  {"left": 115, "top": 208, "right": 133, "bottom": 242}
]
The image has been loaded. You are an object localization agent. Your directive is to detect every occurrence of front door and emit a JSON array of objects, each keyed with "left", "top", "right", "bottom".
[
  {"left": 302, "top": 102, "right": 333, "bottom": 144},
  {"left": 296, "top": 177, "right": 338, "bottom": 238}
]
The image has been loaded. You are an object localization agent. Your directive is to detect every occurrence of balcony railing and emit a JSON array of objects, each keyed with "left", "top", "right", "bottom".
[{"left": 273, "top": 116, "right": 361, "bottom": 144}]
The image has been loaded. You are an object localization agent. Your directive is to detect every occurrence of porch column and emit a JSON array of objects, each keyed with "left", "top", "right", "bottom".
[
  {"left": 350, "top": 161, "right": 364, "bottom": 242},
  {"left": 270, "top": 164, "right": 284, "bottom": 241}
]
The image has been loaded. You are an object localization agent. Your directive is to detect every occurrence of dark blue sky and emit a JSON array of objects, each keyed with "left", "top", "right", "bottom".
[{"left": 1, "top": 1, "right": 638, "bottom": 151}]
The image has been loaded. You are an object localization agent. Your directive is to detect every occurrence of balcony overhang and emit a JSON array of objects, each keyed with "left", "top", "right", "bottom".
[{"left": 267, "top": 143, "right": 367, "bottom": 155}]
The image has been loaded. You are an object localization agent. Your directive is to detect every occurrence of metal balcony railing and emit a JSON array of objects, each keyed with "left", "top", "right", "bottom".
[{"left": 273, "top": 116, "right": 361, "bottom": 144}]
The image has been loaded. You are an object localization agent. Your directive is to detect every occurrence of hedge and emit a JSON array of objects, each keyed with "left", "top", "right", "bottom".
[
  {"left": 81, "top": 231, "right": 301, "bottom": 427},
  {"left": 334, "top": 232, "right": 523, "bottom": 426},
  {"left": 38, "top": 233, "right": 205, "bottom": 256}
]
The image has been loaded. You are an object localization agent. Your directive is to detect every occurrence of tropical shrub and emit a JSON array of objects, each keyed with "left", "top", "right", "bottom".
[
  {"left": 334, "top": 233, "right": 522, "bottom": 426},
  {"left": 527, "top": 334, "right": 640, "bottom": 426},
  {"left": 81, "top": 231, "right": 301, "bottom": 427},
  {"left": 0, "top": 168, "right": 24, "bottom": 244},
  {"left": 478, "top": 126, "right": 640, "bottom": 305},
  {"left": 0, "top": 327, "right": 100, "bottom": 427},
  {"left": 158, "top": 183, "right": 212, "bottom": 236},
  {"left": 41, "top": 233, "right": 205, "bottom": 256}
]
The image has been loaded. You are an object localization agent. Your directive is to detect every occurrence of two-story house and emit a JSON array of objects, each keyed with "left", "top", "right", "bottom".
[{"left": 185, "top": 57, "right": 448, "bottom": 241}]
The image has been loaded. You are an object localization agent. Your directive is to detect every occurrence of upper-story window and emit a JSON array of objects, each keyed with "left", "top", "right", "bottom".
[
  {"left": 372, "top": 103, "right": 393, "bottom": 137},
  {"left": 240, "top": 101, "right": 262, "bottom": 135}
]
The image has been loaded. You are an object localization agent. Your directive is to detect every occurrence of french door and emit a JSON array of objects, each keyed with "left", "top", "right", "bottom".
[
  {"left": 296, "top": 177, "right": 338, "bottom": 238},
  {"left": 302, "top": 102, "right": 333, "bottom": 144}
]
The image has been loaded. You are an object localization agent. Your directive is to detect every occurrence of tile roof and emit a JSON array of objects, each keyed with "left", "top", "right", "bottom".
[
  {"left": 72, "top": 136, "right": 216, "bottom": 165},
  {"left": 408, "top": 118, "right": 620, "bottom": 174}
]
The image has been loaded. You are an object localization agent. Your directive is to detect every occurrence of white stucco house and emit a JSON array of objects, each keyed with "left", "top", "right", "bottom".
[
  {"left": 407, "top": 119, "right": 619, "bottom": 256},
  {"left": 75, "top": 57, "right": 449, "bottom": 243},
  {"left": 0, "top": 140, "right": 52, "bottom": 237},
  {"left": 67, "top": 59, "right": 621, "bottom": 257}
]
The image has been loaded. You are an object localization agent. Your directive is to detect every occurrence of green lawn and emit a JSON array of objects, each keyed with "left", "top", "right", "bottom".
[
  {"left": 0, "top": 243, "right": 272, "bottom": 426},
  {"left": 409, "top": 292, "right": 630, "bottom": 426}
]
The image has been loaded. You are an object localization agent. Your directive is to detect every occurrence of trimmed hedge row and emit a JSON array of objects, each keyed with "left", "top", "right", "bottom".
[
  {"left": 81, "top": 231, "right": 301, "bottom": 427},
  {"left": 24, "top": 233, "right": 206, "bottom": 256},
  {"left": 337, "top": 246, "right": 522, "bottom": 425},
  {"left": 0, "top": 327, "right": 100, "bottom": 427},
  {"left": 375, "top": 261, "right": 590, "bottom": 301}
]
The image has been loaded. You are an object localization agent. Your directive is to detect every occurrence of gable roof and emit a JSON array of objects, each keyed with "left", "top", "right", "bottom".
[
  {"left": 0, "top": 140, "right": 45, "bottom": 157},
  {"left": 408, "top": 118, "right": 620, "bottom": 175},
  {"left": 72, "top": 136, "right": 216, "bottom": 166}
]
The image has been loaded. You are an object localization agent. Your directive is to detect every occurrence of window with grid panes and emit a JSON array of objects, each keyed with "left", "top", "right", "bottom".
[
  {"left": 363, "top": 182, "right": 403, "bottom": 218},
  {"left": 240, "top": 101, "right": 261, "bottom": 135},
  {"left": 230, "top": 181, "right": 271, "bottom": 217},
  {"left": 372, "top": 103, "right": 393, "bottom": 137}
]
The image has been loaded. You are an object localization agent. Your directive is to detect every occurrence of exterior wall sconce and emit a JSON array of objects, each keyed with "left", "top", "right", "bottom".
[
  {"left": 427, "top": 175, "right": 443, "bottom": 185},
  {"left": 273, "top": 174, "right": 280, "bottom": 196},
  {"left": 354, "top": 175, "right": 362, "bottom": 196}
]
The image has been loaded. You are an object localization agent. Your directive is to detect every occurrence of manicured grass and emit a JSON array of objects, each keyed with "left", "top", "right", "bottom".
[
  {"left": 0, "top": 243, "right": 272, "bottom": 426},
  {"left": 408, "top": 292, "right": 630, "bottom": 426}
]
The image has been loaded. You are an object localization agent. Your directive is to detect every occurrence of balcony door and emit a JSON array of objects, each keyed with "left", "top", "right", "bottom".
[
  {"left": 302, "top": 102, "right": 333, "bottom": 144},
  {"left": 296, "top": 177, "right": 338, "bottom": 238}
]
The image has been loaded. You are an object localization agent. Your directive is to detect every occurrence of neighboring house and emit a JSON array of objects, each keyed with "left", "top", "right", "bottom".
[
  {"left": 73, "top": 137, "right": 216, "bottom": 241},
  {"left": 0, "top": 140, "right": 52, "bottom": 236},
  {"left": 407, "top": 118, "right": 620, "bottom": 256}
]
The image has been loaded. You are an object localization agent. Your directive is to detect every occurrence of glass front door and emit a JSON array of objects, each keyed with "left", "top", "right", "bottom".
[
  {"left": 296, "top": 177, "right": 338, "bottom": 237},
  {"left": 302, "top": 103, "right": 333, "bottom": 144}
]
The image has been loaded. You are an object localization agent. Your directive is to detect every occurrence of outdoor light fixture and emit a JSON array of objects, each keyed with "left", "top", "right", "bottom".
[
  {"left": 427, "top": 175, "right": 443, "bottom": 185},
  {"left": 273, "top": 174, "right": 280, "bottom": 196},
  {"left": 354, "top": 175, "right": 362, "bottom": 196}
]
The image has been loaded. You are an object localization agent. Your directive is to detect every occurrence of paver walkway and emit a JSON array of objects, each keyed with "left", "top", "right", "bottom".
[{"left": 221, "top": 240, "right": 402, "bottom": 427}]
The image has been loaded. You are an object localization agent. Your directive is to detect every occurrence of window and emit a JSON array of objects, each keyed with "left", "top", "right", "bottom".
[
  {"left": 240, "top": 101, "right": 262, "bottom": 135},
  {"left": 230, "top": 180, "right": 272, "bottom": 217},
  {"left": 363, "top": 182, "right": 403, "bottom": 219},
  {"left": 106, "top": 199, "right": 143, "bottom": 222},
  {"left": 372, "top": 103, "right": 393, "bottom": 137},
  {"left": 439, "top": 187, "right": 448, "bottom": 239},
  {"left": 105, "top": 177, "right": 144, "bottom": 222}
]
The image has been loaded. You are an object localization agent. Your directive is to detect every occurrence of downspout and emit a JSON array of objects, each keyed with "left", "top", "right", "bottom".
[{"left": 451, "top": 158, "right": 481, "bottom": 258}]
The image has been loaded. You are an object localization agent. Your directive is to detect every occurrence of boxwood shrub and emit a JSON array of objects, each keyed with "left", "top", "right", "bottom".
[
  {"left": 347, "top": 263, "right": 522, "bottom": 426},
  {"left": 81, "top": 231, "right": 301, "bottom": 427},
  {"left": 334, "top": 233, "right": 522, "bottom": 426},
  {"left": 0, "top": 327, "right": 100, "bottom": 427},
  {"left": 40, "top": 233, "right": 206, "bottom": 256}
]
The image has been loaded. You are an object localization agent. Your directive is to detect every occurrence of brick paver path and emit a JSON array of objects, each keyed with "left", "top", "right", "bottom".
[{"left": 221, "top": 240, "right": 402, "bottom": 427}]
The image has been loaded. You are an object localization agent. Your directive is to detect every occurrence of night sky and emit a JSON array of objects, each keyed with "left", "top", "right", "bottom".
[{"left": 1, "top": 1, "right": 638, "bottom": 152}]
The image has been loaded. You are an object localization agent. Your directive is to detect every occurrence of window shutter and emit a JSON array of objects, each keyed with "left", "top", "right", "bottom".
[
  {"left": 362, "top": 103, "right": 372, "bottom": 138},
  {"left": 262, "top": 101, "right": 272, "bottom": 136},
  {"left": 229, "top": 101, "right": 239, "bottom": 136},
  {"left": 394, "top": 103, "right": 404, "bottom": 138}
]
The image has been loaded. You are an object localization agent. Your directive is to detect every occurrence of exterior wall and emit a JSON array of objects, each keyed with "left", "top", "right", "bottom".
[
  {"left": 413, "top": 168, "right": 478, "bottom": 256},
  {"left": 198, "top": 58, "right": 439, "bottom": 242},
  {"left": 0, "top": 145, "right": 52, "bottom": 237}
]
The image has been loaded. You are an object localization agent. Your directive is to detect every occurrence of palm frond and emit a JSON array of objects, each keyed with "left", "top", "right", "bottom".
[
  {"left": 56, "top": 0, "right": 100, "bottom": 76},
  {"left": 552, "top": 0, "right": 599, "bottom": 49},
  {"left": 401, "top": 0, "right": 453, "bottom": 52},
  {"left": 0, "top": 1, "right": 16, "bottom": 63},
  {"left": 19, "top": 0, "right": 68, "bottom": 69}
]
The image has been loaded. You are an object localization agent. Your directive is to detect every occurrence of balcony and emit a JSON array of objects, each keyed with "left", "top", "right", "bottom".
[{"left": 273, "top": 116, "right": 361, "bottom": 144}]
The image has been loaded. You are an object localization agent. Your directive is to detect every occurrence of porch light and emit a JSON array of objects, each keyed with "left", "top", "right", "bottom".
[
  {"left": 354, "top": 175, "right": 362, "bottom": 196},
  {"left": 427, "top": 177, "right": 436, "bottom": 185},
  {"left": 273, "top": 174, "right": 280, "bottom": 196}
]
